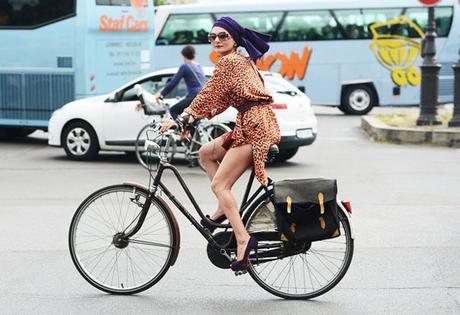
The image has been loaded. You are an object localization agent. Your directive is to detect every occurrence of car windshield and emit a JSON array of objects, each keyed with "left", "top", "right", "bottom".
[{"left": 263, "top": 75, "right": 299, "bottom": 95}]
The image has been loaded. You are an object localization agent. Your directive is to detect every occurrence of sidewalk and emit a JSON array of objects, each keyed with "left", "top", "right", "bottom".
[{"left": 361, "top": 104, "right": 460, "bottom": 148}]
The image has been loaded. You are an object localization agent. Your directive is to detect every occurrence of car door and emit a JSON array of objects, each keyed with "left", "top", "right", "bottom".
[{"left": 102, "top": 75, "right": 174, "bottom": 147}]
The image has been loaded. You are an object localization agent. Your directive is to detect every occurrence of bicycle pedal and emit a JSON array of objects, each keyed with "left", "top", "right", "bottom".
[{"left": 234, "top": 270, "right": 247, "bottom": 276}]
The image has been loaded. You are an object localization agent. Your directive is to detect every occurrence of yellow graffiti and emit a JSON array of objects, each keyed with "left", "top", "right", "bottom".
[
  {"left": 370, "top": 16, "right": 424, "bottom": 87},
  {"left": 209, "top": 47, "right": 312, "bottom": 81}
]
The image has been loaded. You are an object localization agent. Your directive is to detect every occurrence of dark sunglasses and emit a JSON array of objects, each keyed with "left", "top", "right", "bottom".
[{"left": 207, "top": 32, "right": 231, "bottom": 42}]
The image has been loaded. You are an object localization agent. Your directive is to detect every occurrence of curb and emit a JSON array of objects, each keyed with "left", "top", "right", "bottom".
[{"left": 361, "top": 116, "right": 460, "bottom": 148}]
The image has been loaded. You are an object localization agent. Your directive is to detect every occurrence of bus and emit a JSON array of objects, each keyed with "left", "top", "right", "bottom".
[
  {"left": 153, "top": 0, "right": 459, "bottom": 115},
  {"left": 0, "top": 0, "right": 155, "bottom": 137}
]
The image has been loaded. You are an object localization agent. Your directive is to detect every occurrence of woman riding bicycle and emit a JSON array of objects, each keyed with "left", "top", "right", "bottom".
[{"left": 160, "top": 16, "right": 280, "bottom": 273}]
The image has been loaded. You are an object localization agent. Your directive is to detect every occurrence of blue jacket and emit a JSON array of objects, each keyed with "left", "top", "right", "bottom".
[{"left": 161, "top": 63, "right": 206, "bottom": 98}]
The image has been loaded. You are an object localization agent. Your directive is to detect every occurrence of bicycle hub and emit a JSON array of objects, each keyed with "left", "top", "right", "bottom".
[{"left": 112, "top": 232, "right": 129, "bottom": 249}]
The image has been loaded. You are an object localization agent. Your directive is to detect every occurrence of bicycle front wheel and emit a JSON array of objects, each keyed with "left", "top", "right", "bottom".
[
  {"left": 69, "top": 184, "right": 177, "bottom": 294},
  {"left": 245, "top": 197, "right": 354, "bottom": 299},
  {"left": 135, "top": 123, "right": 176, "bottom": 170}
]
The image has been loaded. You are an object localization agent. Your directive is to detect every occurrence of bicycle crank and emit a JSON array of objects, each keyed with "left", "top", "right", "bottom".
[{"left": 206, "top": 231, "right": 236, "bottom": 269}]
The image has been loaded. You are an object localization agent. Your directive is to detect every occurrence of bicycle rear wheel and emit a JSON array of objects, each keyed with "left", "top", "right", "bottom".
[
  {"left": 69, "top": 184, "right": 177, "bottom": 294},
  {"left": 135, "top": 123, "right": 176, "bottom": 170},
  {"left": 245, "top": 197, "right": 354, "bottom": 299}
]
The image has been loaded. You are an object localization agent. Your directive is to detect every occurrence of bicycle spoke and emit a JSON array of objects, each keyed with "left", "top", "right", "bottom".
[
  {"left": 131, "top": 245, "right": 165, "bottom": 269},
  {"left": 87, "top": 244, "right": 115, "bottom": 275}
]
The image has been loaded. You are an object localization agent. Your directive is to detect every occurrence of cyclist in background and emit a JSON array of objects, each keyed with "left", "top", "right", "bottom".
[
  {"left": 156, "top": 45, "right": 206, "bottom": 119},
  {"left": 136, "top": 45, "right": 206, "bottom": 119}
]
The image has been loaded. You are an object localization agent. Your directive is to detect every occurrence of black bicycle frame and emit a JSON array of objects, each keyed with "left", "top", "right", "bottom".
[{"left": 125, "top": 160, "right": 272, "bottom": 252}]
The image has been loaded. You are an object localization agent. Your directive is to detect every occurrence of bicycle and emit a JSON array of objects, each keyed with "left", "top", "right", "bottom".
[
  {"left": 68, "top": 134, "right": 354, "bottom": 299},
  {"left": 133, "top": 91, "right": 230, "bottom": 170}
]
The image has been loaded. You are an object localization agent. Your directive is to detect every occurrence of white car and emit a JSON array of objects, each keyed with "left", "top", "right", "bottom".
[{"left": 48, "top": 67, "right": 318, "bottom": 162}]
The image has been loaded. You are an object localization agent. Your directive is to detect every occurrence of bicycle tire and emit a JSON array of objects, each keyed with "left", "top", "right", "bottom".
[
  {"left": 135, "top": 123, "right": 176, "bottom": 170},
  {"left": 69, "top": 184, "right": 177, "bottom": 294},
  {"left": 187, "top": 123, "right": 230, "bottom": 171},
  {"left": 244, "top": 193, "right": 354, "bottom": 300}
]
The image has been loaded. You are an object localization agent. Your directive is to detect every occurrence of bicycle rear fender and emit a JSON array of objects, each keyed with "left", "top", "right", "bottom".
[
  {"left": 337, "top": 201, "right": 355, "bottom": 240},
  {"left": 123, "top": 181, "right": 181, "bottom": 266}
]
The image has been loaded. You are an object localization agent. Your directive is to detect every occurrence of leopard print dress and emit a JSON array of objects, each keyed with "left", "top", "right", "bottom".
[{"left": 184, "top": 52, "right": 281, "bottom": 185}]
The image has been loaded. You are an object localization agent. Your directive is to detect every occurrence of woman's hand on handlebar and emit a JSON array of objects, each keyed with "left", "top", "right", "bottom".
[{"left": 160, "top": 119, "right": 178, "bottom": 133}]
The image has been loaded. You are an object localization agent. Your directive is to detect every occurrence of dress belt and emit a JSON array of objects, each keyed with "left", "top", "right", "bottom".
[{"left": 236, "top": 101, "right": 271, "bottom": 113}]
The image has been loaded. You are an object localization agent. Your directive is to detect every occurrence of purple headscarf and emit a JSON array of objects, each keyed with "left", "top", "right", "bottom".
[{"left": 213, "top": 16, "right": 271, "bottom": 61}]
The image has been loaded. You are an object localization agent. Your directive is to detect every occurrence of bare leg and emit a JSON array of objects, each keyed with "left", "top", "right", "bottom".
[
  {"left": 210, "top": 144, "right": 254, "bottom": 261},
  {"left": 199, "top": 136, "right": 227, "bottom": 220},
  {"left": 199, "top": 135, "right": 227, "bottom": 182}
]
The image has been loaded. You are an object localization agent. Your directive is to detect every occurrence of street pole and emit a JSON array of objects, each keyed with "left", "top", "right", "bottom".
[
  {"left": 448, "top": 45, "right": 460, "bottom": 127},
  {"left": 416, "top": 6, "right": 442, "bottom": 126}
]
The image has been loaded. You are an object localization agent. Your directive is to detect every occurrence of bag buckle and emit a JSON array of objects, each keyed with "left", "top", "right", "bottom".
[
  {"left": 318, "top": 192, "right": 326, "bottom": 230},
  {"left": 286, "top": 195, "right": 292, "bottom": 214}
]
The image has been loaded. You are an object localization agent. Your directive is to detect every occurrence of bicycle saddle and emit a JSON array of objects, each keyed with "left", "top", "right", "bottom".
[{"left": 266, "top": 144, "right": 279, "bottom": 162}]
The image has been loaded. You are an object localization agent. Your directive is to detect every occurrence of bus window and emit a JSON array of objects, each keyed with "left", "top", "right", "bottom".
[
  {"left": 0, "top": 0, "right": 75, "bottom": 28},
  {"left": 405, "top": 7, "right": 453, "bottom": 37},
  {"left": 275, "top": 10, "right": 337, "bottom": 41},
  {"left": 334, "top": 8, "right": 403, "bottom": 40},
  {"left": 215, "top": 12, "right": 283, "bottom": 38},
  {"left": 156, "top": 14, "right": 213, "bottom": 45},
  {"left": 360, "top": 9, "right": 402, "bottom": 38},
  {"left": 96, "top": 0, "right": 146, "bottom": 5}
]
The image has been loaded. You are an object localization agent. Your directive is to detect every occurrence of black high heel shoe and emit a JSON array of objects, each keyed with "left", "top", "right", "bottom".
[
  {"left": 230, "top": 235, "right": 258, "bottom": 275},
  {"left": 200, "top": 214, "right": 226, "bottom": 233}
]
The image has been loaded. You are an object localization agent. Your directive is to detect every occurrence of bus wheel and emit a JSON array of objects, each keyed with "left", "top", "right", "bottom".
[
  {"left": 62, "top": 121, "right": 99, "bottom": 160},
  {"left": 341, "top": 85, "right": 376, "bottom": 115}
]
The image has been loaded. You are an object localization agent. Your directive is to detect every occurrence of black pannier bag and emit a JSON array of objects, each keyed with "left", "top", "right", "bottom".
[{"left": 273, "top": 178, "right": 341, "bottom": 242}]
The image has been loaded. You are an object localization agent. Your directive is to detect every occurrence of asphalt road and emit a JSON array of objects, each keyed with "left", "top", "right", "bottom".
[{"left": 0, "top": 106, "right": 459, "bottom": 314}]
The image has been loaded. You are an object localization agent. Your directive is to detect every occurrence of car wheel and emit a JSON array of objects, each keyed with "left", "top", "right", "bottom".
[
  {"left": 340, "top": 85, "right": 376, "bottom": 115},
  {"left": 274, "top": 147, "right": 298, "bottom": 162},
  {"left": 62, "top": 121, "right": 99, "bottom": 160}
]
